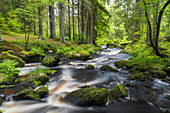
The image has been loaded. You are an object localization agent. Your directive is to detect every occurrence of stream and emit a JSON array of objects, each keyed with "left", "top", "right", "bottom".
[{"left": 0, "top": 46, "right": 170, "bottom": 113}]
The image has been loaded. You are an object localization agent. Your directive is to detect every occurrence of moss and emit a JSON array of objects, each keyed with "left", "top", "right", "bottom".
[
  {"left": 0, "top": 96, "right": 2, "bottom": 105},
  {"left": 0, "top": 52, "right": 25, "bottom": 67},
  {"left": 35, "top": 86, "right": 49, "bottom": 98},
  {"left": 125, "top": 83, "right": 139, "bottom": 88},
  {"left": 85, "top": 64, "right": 95, "bottom": 69},
  {"left": 115, "top": 60, "right": 127, "bottom": 68},
  {"left": 108, "top": 85, "right": 127, "bottom": 102},
  {"left": 64, "top": 87, "right": 108, "bottom": 106},
  {"left": 68, "top": 50, "right": 92, "bottom": 61},
  {"left": 166, "top": 67, "right": 170, "bottom": 73},
  {"left": 100, "top": 65, "right": 118, "bottom": 72},
  {"left": 13, "top": 87, "right": 40, "bottom": 101},
  {"left": 20, "top": 51, "right": 45, "bottom": 63},
  {"left": 130, "top": 73, "right": 146, "bottom": 81},
  {"left": 150, "top": 70, "right": 167, "bottom": 78},
  {"left": 41, "top": 56, "right": 60, "bottom": 67},
  {"left": 164, "top": 95, "right": 170, "bottom": 100}
]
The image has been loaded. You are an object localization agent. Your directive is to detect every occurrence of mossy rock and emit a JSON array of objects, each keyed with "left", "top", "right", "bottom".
[
  {"left": 164, "top": 94, "right": 170, "bottom": 100},
  {"left": 106, "top": 43, "right": 119, "bottom": 48},
  {"left": 85, "top": 64, "right": 95, "bottom": 69},
  {"left": 150, "top": 70, "right": 167, "bottom": 78},
  {"left": 130, "top": 73, "right": 146, "bottom": 81},
  {"left": 100, "top": 65, "right": 118, "bottom": 72},
  {"left": 64, "top": 87, "right": 108, "bottom": 106},
  {"left": 0, "top": 52, "right": 25, "bottom": 67},
  {"left": 35, "top": 86, "right": 49, "bottom": 98},
  {"left": 41, "top": 56, "right": 60, "bottom": 67},
  {"left": 13, "top": 87, "right": 40, "bottom": 101},
  {"left": 20, "top": 73, "right": 49, "bottom": 86},
  {"left": 166, "top": 67, "right": 170, "bottom": 73},
  {"left": 108, "top": 85, "right": 127, "bottom": 102},
  {"left": 115, "top": 60, "right": 127, "bottom": 68},
  {"left": 20, "top": 51, "right": 45, "bottom": 63},
  {"left": 0, "top": 96, "right": 2, "bottom": 105},
  {"left": 125, "top": 83, "right": 139, "bottom": 88},
  {"left": 68, "top": 50, "right": 92, "bottom": 61}
]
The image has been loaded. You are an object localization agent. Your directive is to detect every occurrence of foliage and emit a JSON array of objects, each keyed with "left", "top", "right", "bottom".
[{"left": 0, "top": 59, "right": 19, "bottom": 84}]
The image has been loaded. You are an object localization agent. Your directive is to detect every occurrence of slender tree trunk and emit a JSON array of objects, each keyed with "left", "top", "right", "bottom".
[
  {"left": 153, "top": 1, "right": 159, "bottom": 43},
  {"left": 85, "top": 7, "right": 89, "bottom": 40},
  {"left": 49, "top": 1, "right": 57, "bottom": 39},
  {"left": 65, "top": 12, "right": 68, "bottom": 36},
  {"left": 78, "top": 0, "right": 80, "bottom": 41},
  {"left": 72, "top": 0, "right": 75, "bottom": 41},
  {"left": 90, "top": 0, "right": 93, "bottom": 44},
  {"left": 68, "top": 0, "right": 71, "bottom": 40},
  {"left": 59, "top": 2, "right": 65, "bottom": 43},
  {"left": 38, "top": 6, "right": 44, "bottom": 40},
  {"left": 33, "top": 6, "right": 37, "bottom": 35},
  {"left": 47, "top": 6, "right": 49, "bottom": 37},
  {"left": 81, "top": 0, "right": 84, "bottom": 42},
  {"left": 146, "top": 9, "right": 151, "bottom": 45}
]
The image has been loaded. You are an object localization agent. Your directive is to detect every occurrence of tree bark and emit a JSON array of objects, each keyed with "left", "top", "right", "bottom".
[
  {"left": 68, "top": 0, "right": 71, "bottom": 40},
  {"left": 72, "top": 0, "right": 75, "bottom": 41},
  {"left": 49, "top": 1, "right": 57, "bottom": 39},
  {"left": 38, "top": 5, "right": 44, "bottom": 40},
  {"left": 90, "top": 0, "right": 93, "bottom": 44},
  {"left": 59, "top": 2, "right": 65, "bottom": 43},
  {"left": 81, "top": 0, "right": 84, "bottom": 42},
  {"left": 33, "top": 6, "right": 37, "bottom": 35},
  {"left": 47, "top": 6, "right": 49, "bottom": 37},
  {"left": 78, "top": 0, "right": 80, "bottom": 41}
]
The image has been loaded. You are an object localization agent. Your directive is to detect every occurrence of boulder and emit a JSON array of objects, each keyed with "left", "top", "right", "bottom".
[
  {"left": 166, "top": 67, "right": 170, "bottom": 73},
  {"left": 35, "top": 86, "right": 49, "bottom": 98},
  {"left": 85, "top": 64, "right": 95, "bottom": 69},
  {"left": 0, "top": 96, "right": 2, "bottom": 105},
  {"left": 20, "top": 51, "right": 45, "bottom": 63},
  {"left": 130, "top": 73, "right": 146, "bottom": 81},
  {"left": 108, "top": 85, "right": 127, "bottom": 102},
  {"left": 64, "top": 87, "right": 108, "bottom": 106},
  {"left": 0, "top": 52, "right": 25, "bottom": 67},
  {"left": 68, "top": 50, "right": 92, "bottom": 61},
  {"left": 41, "top": 56, "right": 60, "bottom": 67},
  {"left": 13, "top": 88, "right": 40, "bottom": 101},
  {"left": 100, "top": 65, "right": 118, "bottom": 72},
  {"left": 115, "top": 60, "right": 127, "bottom": 68}
]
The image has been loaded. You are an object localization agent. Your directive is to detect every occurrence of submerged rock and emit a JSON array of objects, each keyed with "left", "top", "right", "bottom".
[
  {"left": 13, "top": 88, "right": 40, "bottom": 101},
  {"left": 68, "top": 50, "right": 92, "bottom": 61},
  {"left": 35, "top": 86, "right": 49, "bottom": 98},
  {"left": 0, "top": 52, "right": 25, "bottom": 67},
  {"left": 85, "top": 64, "right": 95, "bottom": 69},
  {"left": 130, "top": 73, "right": 146, "bottom": 81},
  {"left": 41, "top": 56, "right": 60, "bottom": 67},
  {"left": 100, "top": 65, "right": 118, "bottom": 72},
  {"left": 20, "top": 51, "right": 45, "bottom": 63},
  {"left": 108, "top": 85, "right": 127, "bottom": 102},
  {"left": 64, "top": 87, "right": 108, "bottom": 106},
  {"left": 115, "top": 60, "right": 127, "bottom": 68},
  {"left": 0, "top": 96, "right": 2, "bottom": 105},
  {"left": 150, "top": 70, "right": 167, "bottom": 78}
]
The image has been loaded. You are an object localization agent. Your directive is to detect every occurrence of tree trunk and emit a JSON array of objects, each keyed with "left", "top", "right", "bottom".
[
  {"left": 38, "top": 6, "right": 44, "bottom": 40},
  {"left": 81, "top": 0, "right": 84, "bottom": 42},
  {"left": 146, "top": 9, "right": 151, "bottom": 45},
  {"left": 68, "top": 0, "right": 71, "bottom": 40},
  {"left": 72, "top": 0, "right": 75, "bottom": 41},
  {"left": 85, "top": 7, "right": 89, "bottom": 40},
  {"left": 49, "top": 1, "right": 57, "bottom": 39},
  {"left": 153, "top": 1, "right": 159, "bottom": 43},
  {"left": 78, "top": 0, "right": 80, "bottom": 41},
  {"left": 33, "top": 6, "right": 37, "bottom": 35},
  {"left": 59, "top": 2, "right": 65, "bottom": 43},
  {"left": 47, "top": 6, "right": 49, "bottom": 37},
  {"left": 90, "top": 0, "right": 93, "bottom": 44}
]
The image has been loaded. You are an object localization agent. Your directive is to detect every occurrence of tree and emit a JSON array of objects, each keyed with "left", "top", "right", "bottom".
[
  {"left": 90, "top": 0, "right": 93, "bottom": 44},
  {"left": 143, "top": 0, "right": 170, "bottom": 57},
  {"left": 49, "top": 0, "right": 57, "bottom": 39},
  {"left": 72, "top": 0, "right": 75, "bottom": 41},
  {"left": 38, "top": 4, "right": 44, "bottom": 40},
  {"left": 68, "top": 0, "right": 71, "bottom": 40},
  {"left": 59, "top": 2, "right": 65, "bottom": 43}
]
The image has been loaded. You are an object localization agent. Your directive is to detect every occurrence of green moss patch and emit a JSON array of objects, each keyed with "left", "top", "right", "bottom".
[
  {"left": 115, "top": 60, "right": 127, "bottom": 68},
  {"left": 130, "top": 73, "right": 147, "bottom": 81},
  {"left": 68, "top": 50, "right": 92, "bottom": 61},
  {"left": 100, "top": 65, "right": 118, "bottom": 72},
  {"left": 41, "top": 56, "right": 60, "bottom": 67},
  {"left": 0, "top": 52, "right": 25, "bottom": 67},
  {"left": 64, "top": 87, "right": 108, "bottom": 106},
  {"left": 85, "top": 64, "right": 95, "bottom": 69},
  {"left": 35, "top": 86, "right": 49, "bottom": 98},
  {"left": 13, "top": 87, "right": 40, "bottom": 101},
  {"left": 108, "top": 85, "right": 127, "bottom": 102}
]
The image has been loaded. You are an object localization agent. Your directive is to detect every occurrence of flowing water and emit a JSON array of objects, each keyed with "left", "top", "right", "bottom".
[{"left": 0, "top": 46, "right": 170, "bottom": 113}]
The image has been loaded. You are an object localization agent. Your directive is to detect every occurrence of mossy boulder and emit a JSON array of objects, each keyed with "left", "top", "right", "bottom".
[
  {"left": 20, "top": 51, "right": 45, "bottom": 63},
  {"left": 35, "top": 86, "right": 49, "bottom": 98},
  {"left": 106, "top": 43, "right": 119, "bottom": 48},
  {"left": 166, "top": 67, "right": 170, "bottom": 73},
  {"left": 150, "top": 70, "right": 167, "bottom": 78},
  {"left": 41, "top": 56, "right": 60, "bottom": 67},
  {"left": 115, "top": 60, "right": 127, "bottom": 68},
  {"left": 130, "top": 73, "right": 146, "bottom": 81},
  {"left": 68, "top": 50, "right": 92, "bottom": 61},
  {"left": 125, "top": 83, "right": 139, "bottom": 88},
  {"left": 100, "top": 65, "right": 118, "bottom": 72},
  {"left": 13, "top": 87, "right": 40, "bottom": 101},
  {"left": 0, "top": 52, "right": 25, "bottom": 67},
  {"left": 0, "top": 96, "right": 2, "bottom": 105},
  {"left": 108, "top": 85, "right": 127, "bottom": 102},
  {"left": 85, "top": 64, "right": 95, "bottom": 69},
  {"left": 64, "top": 87, "right": 108, "bottom": 106}
]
